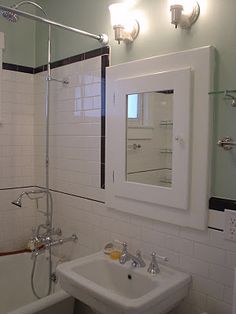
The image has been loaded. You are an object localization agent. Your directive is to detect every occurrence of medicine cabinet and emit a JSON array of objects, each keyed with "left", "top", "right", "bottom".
[{"left": 106, "top": 46, "right": 215, "bottom": 230}]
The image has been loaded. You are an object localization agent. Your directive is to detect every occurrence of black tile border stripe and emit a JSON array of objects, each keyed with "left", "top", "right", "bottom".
[
  {"left": 209, "top": 197, "right": 236, "bottom": 211},
  {"left": 3, "top": 46, "right": 110, "bottom": 74},
  {"left": 0, "top": 185, "right": 35, "bottom": 191},
  {"left": 208, "top": 226, "right": 224, "bottom": 232},
  {"left": 3, "top": 63, "right": 34, "bottom": 74},
  {"left": 101, "top": 54, "right": 109, "bottom": 189},
  {"left": 49, "top": 188, "right": 105, "bottom": 204},
  {"left": 0, "top": 185, "right": 105, "bottom": 204}
]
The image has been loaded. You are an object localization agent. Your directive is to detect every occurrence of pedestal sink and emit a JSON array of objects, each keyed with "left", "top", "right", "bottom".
[{"left": 57, "top": 251, "right": 191, "bottom": 314}]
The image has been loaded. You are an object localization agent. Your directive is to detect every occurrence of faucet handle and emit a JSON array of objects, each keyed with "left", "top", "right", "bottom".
[
  {"left": 135, "top": 250, "right": 146, "bottom": 267},
  {"left": 147, "top": 251, "right": 162, "bottom": 275},
  {"left": 155, "top": 252, "right": 168, "bottom": 262}
]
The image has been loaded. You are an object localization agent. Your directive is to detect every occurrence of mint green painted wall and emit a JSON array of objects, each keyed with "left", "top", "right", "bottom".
[
  {"left": 35, "top": 0, "right": 110, "bottom": 66},
  {"left": 0, "top": 0, "right": 235, "bottom": 199},
  {"left": 0, "top": 0, "right": 36, "bottom": 66}
]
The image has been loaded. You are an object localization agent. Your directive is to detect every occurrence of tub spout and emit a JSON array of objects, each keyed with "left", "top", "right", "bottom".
[{"left": 31, "top": 234, "right": 78, "bottom": 259}]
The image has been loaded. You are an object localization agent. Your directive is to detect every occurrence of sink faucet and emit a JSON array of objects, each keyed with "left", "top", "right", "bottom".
[
  {"left": 147, "top": 251, "right": 168, "bottom": 275},
  {"left": 119, "top": 242, "right": 146, "bottom": 268}
]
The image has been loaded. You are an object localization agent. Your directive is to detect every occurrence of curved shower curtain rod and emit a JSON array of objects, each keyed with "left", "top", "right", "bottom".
[{"left": 0, "top": 4, "right": 109, "bottom": 45}]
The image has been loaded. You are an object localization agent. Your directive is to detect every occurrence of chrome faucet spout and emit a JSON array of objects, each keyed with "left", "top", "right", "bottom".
[
  {"left": 119, "top": 242, "right": 146, "bottom": 268},
  {"left": 119, "top": 242, "right": 130, "bottom": 264}
]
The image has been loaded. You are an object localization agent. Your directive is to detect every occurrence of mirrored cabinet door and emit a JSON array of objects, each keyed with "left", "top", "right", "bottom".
[
  {"left": 113, "top": 68, "right": 192, "bottom": 211},
  {"left": 126, "top": 91, "right": 173, "bottom": 188}
]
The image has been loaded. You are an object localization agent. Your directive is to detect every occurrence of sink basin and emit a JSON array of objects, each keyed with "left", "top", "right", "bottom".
[{"left": 57, "top": 251, "right": 191, "bottom": 314}]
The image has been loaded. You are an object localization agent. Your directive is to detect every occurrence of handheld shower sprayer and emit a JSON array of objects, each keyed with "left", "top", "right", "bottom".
[
  {"left": 11, "top": 189, "right": 48, "bottom": 208},
  {"left": 11, "top": 196, "right": 23, "bottom": 207}
]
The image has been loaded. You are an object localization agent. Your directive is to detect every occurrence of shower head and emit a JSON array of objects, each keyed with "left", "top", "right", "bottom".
[
  {"left": 0, "top": 9, "right": 19, "bottom": 23},
  {"left": 11, "top": 198, "right": 22, "bottom": 207},
  {"left": 11, "top": 191, "right": 27, "bottom": 207},
  {"left": 11, "top": 189, "right": 47, "bottom": 208},
  {"left": 0, "top": 1, "right": 48, "bottom": 24}
]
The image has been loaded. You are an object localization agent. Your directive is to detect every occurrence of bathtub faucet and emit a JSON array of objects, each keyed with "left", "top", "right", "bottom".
[
  {"left": 29, "top": 224, "right": 62, "bottom": 251},
  {"left": 31, "top": 234, "right": 78, "bottom": 258},
  {"left": 34, "top": 224, "right": 62, "bottom": 240}
]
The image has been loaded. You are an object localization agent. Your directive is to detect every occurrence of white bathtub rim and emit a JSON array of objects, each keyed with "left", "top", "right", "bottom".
[{"left": 6, "top": 290, "right": 70, "bottom": 314}]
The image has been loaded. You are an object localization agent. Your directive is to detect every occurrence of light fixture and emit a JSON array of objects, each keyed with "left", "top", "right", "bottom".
[
  {"left": 109, "top": 3, "right": 139, "bottom": 44},
  {"left": 170, "top": 1, "right": 200, "bottom": 29}
]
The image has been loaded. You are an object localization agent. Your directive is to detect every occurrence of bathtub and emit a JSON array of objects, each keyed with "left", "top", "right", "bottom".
[{"left": 0, "top": 252, "right": 74, "bottom": 314}]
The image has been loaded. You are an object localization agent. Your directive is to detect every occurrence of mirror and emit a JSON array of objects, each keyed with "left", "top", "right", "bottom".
[{"left": 126, "top": 90, "right": 174, "bottom": 187}]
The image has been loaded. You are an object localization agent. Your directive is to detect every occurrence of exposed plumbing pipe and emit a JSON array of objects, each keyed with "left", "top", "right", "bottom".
[
  {"left": 0, "top": 4, "right": 109, "bottom": 44},
  {"left": 8, "top": 1, "right": 53, "bottom": 299},
  {"left": 5, "top": 0, "right": 84, "bottom": 300}
]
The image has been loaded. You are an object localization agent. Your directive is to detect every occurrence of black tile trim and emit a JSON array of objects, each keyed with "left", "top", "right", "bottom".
[
  {"left": 35, "top": 186, "right": 105, "bottom": 204},
  {"left": 34, "top": 64, "right": 48, "bottom": 74},
  {"left": 2, "top": 46, "right": 110, "bottom": 74},
  {"left": 0, "top": 185, "right": 34, "bottom": 191},
  {"left": 1, "top": 185, "right": 105, "bottom": 204},
  {"left": 3, "top": 63, "right": 34, "bottom": 74},
  {"left": 209, "top": 197, "right": 236, "bottom": 211},
  {"left": 50, "top": 47, "right": 110, "bottom": 70},
  {"left": 101, "top": 53, "right": 109, "bottom": 189},
  {"left": 208, "top": 226, "right": 224, "bottom": 232}
]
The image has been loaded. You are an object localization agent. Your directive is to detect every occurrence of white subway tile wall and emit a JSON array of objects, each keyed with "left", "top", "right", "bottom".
[
  {"left": 34, "top": 56, "right": 104, "bottom": 201},
  {"left": 0, "top": 188, "right": 37, "bottom": 251},
  {"left": 53, "top": 192, "right": 235, "bottom": 314},
  {"left": 0, "top": 70, "right": 35, "bottom": 188},
  {"left": 0, "top": 70, "right": 36, "bottom": 250},
  {"left": 1, "top": 55, "right": 236, "bottom": 314}
]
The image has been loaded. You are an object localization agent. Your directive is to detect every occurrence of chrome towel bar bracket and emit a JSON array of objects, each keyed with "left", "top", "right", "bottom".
[{"left": 217, "top": 136, "right": 236, "bottom": 150}]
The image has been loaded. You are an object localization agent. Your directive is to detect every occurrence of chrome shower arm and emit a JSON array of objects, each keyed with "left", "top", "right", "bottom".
[
  {"left": 13, "top": 1, "right": 48, "bottom": 17},
  {"left": 0, "top": 4, "right": 109, "bottom": 44}
]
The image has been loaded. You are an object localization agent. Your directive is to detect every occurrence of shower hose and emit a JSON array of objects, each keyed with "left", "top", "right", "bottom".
[{"left": 31, "top": 246, "right": 53, "bottom": 299}]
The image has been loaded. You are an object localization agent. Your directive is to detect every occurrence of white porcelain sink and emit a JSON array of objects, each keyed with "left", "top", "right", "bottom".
[{"left": 57, "top": 251, "right": 191, "bottom": 314}]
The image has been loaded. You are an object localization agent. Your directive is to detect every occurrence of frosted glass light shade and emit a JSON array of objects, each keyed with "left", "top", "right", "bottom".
[
  {"left": 109, "top": 3, "right": 129, "bottom": 27},
  {"left": 109, "top": 3, "right": 140, "bottom": 44}
]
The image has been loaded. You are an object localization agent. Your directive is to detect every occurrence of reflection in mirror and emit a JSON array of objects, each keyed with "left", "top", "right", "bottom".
[{"left": 126, "top": 90, "right": 174, "bottom": 187}]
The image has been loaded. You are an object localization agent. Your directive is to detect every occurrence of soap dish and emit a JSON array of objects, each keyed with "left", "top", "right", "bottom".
[{"left": 103, "top": 242, "right": 115, "bottom": 255}]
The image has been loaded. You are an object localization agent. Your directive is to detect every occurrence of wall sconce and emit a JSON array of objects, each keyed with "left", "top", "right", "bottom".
[
  {"left": 170, "top": 1, "right": 200, "bottom": 29},
  {"left": 109, "top": 3, "right": 139, "bottom": 44}
]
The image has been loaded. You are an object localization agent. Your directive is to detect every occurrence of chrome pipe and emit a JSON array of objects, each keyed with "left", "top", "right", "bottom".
[
  {"left": 0, "top": 5, "right": 108, "bottom": 44},
  {"left": 14, "top": 1, "right": 48, "bottom": 17},
  {"left": 46, "top": 76, "right": 69, "bottom": 85},
  {"left": 50, "top": 234, "right": 78, "bottom": 247}
]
